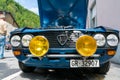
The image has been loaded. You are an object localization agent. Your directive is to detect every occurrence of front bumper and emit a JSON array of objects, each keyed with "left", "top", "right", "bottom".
[{"left": 14, "top": 48, "right": 115, "bottom": 68}]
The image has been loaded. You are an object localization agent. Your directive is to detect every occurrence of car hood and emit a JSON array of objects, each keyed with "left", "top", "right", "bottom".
[{"left": 38, "top": 0, "right": 89, "bottom": 29}]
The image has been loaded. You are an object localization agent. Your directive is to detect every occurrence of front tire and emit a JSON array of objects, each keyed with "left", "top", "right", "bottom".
[
  {"left": 19, "top": 61, "right": 36, "bottom": 73},
  {"left": 95, "top": 61, "right": 110, "bottom": 74}
]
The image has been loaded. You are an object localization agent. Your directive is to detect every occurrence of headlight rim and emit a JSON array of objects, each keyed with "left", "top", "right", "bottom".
[
  {"left": 10, "top": 35, "right": 21, "bottom": 47},
  {"left": 93, "top": 33, "right": 106, "bottom": 47},
  {"left": 29, "top": 35, "right": 49, "bottom": 57},
  {"left": 107, "top": 34, "right": 119, "bottom": 47},
  {"left": 21, "top": 34, "right": 34, "bottom": 47},
  {"left": 76, "top": 35, "right": 97, "bottom": 57}
]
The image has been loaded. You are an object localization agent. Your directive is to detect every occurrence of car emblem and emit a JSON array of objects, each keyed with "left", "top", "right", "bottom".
[{"left": 57, "top": 33, "right": 68, "bottom": 46}]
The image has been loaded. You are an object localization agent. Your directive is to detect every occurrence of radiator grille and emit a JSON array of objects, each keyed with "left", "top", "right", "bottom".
[{"left": 34, "top": 31, "right": 76, "bottom": 48}]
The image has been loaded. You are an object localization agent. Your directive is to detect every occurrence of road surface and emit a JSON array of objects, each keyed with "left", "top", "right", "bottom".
[{"left": 0, "top": 50, "right": 120, "bottom": 80}]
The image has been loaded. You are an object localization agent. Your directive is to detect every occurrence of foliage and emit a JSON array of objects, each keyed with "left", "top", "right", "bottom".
[{"left": 0, "top": 0, "right": 40, "bottom": 28}]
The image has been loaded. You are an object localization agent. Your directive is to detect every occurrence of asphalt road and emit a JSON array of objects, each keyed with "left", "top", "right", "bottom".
[
  {"left": 1, "top": 50, "right": 120, "bottom": 80},
  {"left": 0, "top": 50, "right": 20, "bottom": 80}
]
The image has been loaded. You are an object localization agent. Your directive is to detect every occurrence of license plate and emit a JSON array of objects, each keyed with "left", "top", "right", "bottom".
[{"left": 70, "top": 59, "right": 99, "bottom": 68}]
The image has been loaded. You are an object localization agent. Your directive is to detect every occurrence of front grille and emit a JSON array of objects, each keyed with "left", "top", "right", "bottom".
[{"left": 34, "top": 30, "right": 76, "bottom": 48}]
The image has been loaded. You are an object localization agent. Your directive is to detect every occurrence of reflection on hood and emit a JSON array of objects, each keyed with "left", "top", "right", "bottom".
[{"left": 38, "top": 0, "right": 88, "bottom": 29}]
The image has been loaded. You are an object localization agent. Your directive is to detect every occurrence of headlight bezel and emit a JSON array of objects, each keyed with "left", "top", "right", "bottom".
[
  {"left": 76, "top": 35, "right": 97, "bottom": 57},
  {"left": 93, "top": 33, "right": 106, "bottom": 47},
  {"left": 29, "top": 35, "right": 49, "bottom": 57},
  {"left": 21, "top": 34, "right": 33, "bottom": 47},
  {"left": 107, "top": 34, "right": 119, "bottom": 47},
  {"left": 10, "top": 35, "right": 21, "bottom": 47}
]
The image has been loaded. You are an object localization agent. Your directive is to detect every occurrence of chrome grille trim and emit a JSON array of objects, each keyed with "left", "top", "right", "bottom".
[{"left": 26, "top": 54, "right": 100, "bottom": 58}]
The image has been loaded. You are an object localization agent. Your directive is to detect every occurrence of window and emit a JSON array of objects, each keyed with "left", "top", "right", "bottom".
[{"left": 90, "top": 1, "right": 97, "bottom": 27}]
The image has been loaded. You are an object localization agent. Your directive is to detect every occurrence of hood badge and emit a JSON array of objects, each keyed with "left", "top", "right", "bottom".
[{"left": 57, "top": 32, "right": 68, "bottom": 46}]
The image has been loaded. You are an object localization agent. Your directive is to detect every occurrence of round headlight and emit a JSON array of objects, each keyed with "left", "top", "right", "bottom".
[
  {"left": 29, "top": 36, "right": 49, "bottom": 57},
  {"left": 11, "top": 35, "right": 21, "bottom": 47},
  {"left": 76, "top": 35, "right": 97, "bottom": 57},
  {"left": 94, "top": 34, "right": 106, "bottom": 47},
  {"left": 22, "top": 34, "right": 33, "bottom": 47},
  {"left": 107, "top": 34, "right": 119, "bottom": 46}
]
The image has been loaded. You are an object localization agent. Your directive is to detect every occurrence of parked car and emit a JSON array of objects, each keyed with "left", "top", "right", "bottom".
[{"left": 10, "top": 0, "right": 119, "bottom": 74}]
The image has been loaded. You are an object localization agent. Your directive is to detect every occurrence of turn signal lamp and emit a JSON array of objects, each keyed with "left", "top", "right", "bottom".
[
  {"left": 107, "top": 49, "right": 116, "bottom": 56},
  {"left": 29, "top": 36, "right": 49, "bottom": 57},
  {"left": 13, "top": 51, "right": 21, "bottom": 56},
  {"left": 76, "top": 35, "right": 97, "bottom": 57}
]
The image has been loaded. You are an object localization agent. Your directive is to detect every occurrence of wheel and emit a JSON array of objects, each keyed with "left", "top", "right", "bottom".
[
  {"left": 19, "top": 61, "right": 35, "bottom": 73},
  {"left": 95, "top": 61, "right": 110, "bottom": 74}
]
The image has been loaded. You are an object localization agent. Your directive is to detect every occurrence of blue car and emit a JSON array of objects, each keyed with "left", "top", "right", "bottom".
[{"left": 10, "top": 0, "right": 119, "bottom": 74}]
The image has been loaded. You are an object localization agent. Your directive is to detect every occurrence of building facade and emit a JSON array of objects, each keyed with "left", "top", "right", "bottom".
[
  {"left": 87, "top": 0, "right": 120, "bottom": 30},
  {"left": 87, "top": 0, "right": 120, "bottom": 64}
]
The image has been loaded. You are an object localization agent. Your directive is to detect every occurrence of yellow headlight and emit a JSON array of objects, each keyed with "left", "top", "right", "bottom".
[
  {"left": 29, "top": 36, "right": 49, "bottom": 57},
  {"left": 76, "top": 35, "right": 97, "bottom": 57}
]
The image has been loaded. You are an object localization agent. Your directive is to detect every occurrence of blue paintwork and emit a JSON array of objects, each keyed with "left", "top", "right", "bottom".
[
  {"left": 11, "top": 27, "right": 105, "bottom": 34},
  {"left": 15, "top": 47, "right": 116, "bottom": 68},
  {"left": 37, "top": 0, "right": 88, "bottom": 29}
]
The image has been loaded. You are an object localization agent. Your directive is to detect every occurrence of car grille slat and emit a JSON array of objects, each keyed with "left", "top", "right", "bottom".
[{"left": 34, "top": 31, "right": 76, "bottom": 48}]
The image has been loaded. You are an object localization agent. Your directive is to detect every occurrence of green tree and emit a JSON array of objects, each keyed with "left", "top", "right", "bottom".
[{"left": 0, "top": 0, "right": 40, "bottom": 28}]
